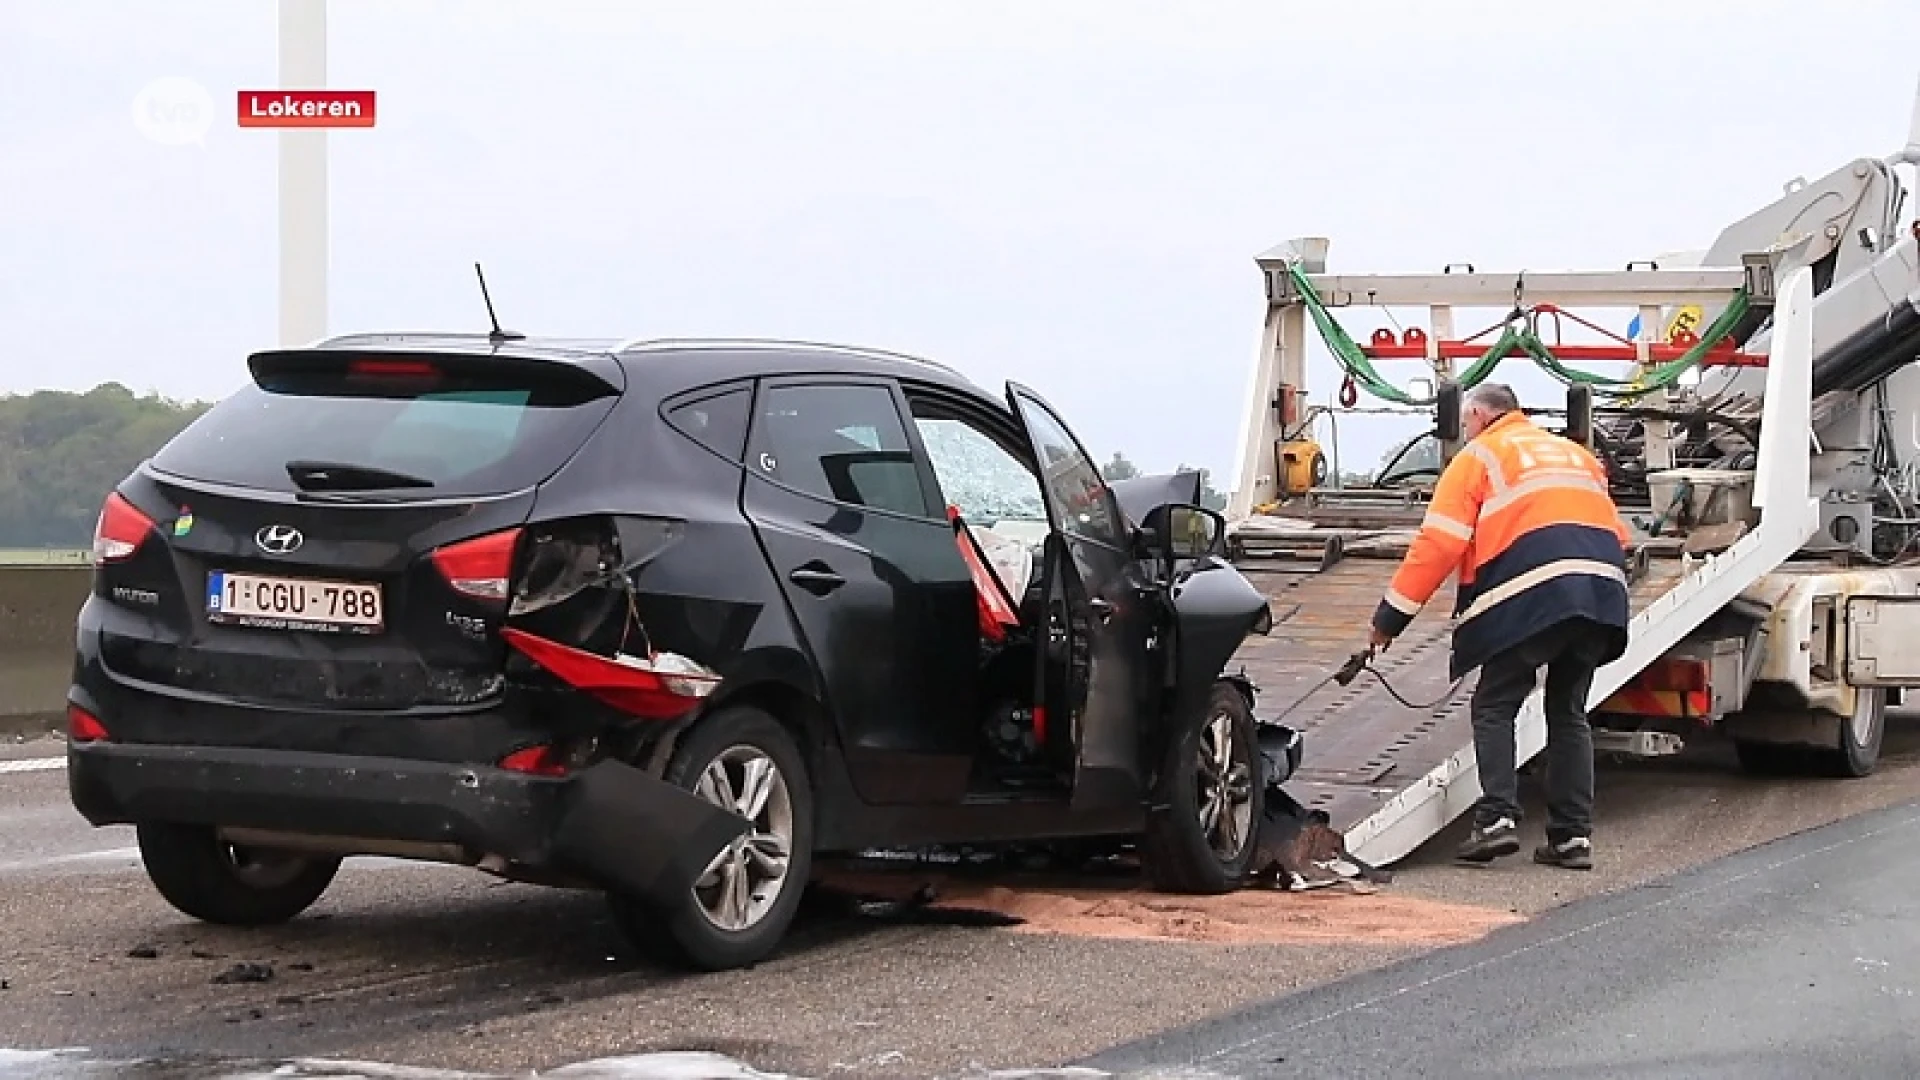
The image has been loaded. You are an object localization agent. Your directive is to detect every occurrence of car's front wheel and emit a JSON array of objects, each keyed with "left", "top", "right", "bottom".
[
  {"left": 136, "top": 822, "right": 340, "bottom": 926},
  {"left": 1141, "top": 681, "right": 1265, "bottom": 893},
  {"left": 608, "top": 705, "right": 815, "bottom": 971}
]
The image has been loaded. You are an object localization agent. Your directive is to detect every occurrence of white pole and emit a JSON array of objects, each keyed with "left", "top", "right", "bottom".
[{"left": 278, "top": 0, "right": 328, "bottom": 348}]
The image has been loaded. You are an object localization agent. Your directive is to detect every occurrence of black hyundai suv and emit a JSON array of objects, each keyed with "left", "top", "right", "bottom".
[{"left": 68, "top": 333, "right": 1294, "bottom": 970}]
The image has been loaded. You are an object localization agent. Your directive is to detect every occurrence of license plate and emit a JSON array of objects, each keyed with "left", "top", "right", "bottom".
[{"left": 206, "top": 571, "right": 384, "bottom": 634}]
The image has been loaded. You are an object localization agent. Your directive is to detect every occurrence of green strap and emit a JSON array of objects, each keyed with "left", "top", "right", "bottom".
[
  {"left": 1281, "top": 262, "right": 1752, "bottom": 406},
  {"left": 1522, "top": 288, "right": 1753, "bottom": 400}
]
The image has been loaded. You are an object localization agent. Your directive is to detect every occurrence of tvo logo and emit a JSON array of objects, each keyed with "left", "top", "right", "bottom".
[{"left": 131, "top": 77, "right": 215, "bottom": 147}]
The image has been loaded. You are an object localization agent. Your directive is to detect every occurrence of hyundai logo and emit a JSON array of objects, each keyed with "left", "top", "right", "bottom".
[{"left": 255, "top": 524, "right": 304, "bottom": 555}]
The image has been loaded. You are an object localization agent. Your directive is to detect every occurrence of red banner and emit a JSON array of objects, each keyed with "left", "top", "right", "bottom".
[{"left": 237, "top": 90, "right": 376, "bottom": 129}]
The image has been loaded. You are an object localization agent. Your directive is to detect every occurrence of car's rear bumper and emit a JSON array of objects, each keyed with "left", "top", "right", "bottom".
[{"left": 68, "top": 740, "right": 747, "bottom": 907}]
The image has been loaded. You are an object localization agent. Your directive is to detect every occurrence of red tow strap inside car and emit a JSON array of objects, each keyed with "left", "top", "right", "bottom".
[{"left": 501, "top": 628, "right": 716, "bottom": 720}]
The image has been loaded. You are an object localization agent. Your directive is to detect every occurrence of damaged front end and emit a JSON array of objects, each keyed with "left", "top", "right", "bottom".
[{"left": 1128, "top": 492, "right": 1366, "bottom": 890}]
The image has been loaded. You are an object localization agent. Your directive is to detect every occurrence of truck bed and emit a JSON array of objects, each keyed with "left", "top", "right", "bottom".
[{"left": 1233, "top": 549, "right": 1692, "bottom": 843}]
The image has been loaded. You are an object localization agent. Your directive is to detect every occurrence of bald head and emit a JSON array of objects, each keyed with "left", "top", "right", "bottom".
[{"left": 1463, "top": 383, "right": 1520, "bottom": 439}]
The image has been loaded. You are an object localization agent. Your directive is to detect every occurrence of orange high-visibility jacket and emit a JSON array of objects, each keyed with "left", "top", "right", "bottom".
[{"left": 1371, "top": 411, "right": 1632, "bottom": 679}]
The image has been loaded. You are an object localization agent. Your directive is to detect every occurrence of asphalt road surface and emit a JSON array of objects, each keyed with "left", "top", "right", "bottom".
[
  {"left": 1085, "top": 797, "right": 1920, "bottom": 1079},
  {"left": 5, "top": 718, "right": 1920, "bottom": 1079}
]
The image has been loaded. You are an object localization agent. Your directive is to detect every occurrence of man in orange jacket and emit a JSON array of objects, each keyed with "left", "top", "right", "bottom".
[{"left": 1368, "top": 383, "right": 1631, "bottom": 870}]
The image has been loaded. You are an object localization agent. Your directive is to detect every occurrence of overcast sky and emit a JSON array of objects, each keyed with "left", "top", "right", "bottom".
[{"left": 5, "top": 0, "right": 1920, "bottom": 483}]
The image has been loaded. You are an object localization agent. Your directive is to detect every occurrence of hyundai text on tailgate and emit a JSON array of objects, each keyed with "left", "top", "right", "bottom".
[{"left": 68, "top": 333, "right": 1299, "bottom": 970}]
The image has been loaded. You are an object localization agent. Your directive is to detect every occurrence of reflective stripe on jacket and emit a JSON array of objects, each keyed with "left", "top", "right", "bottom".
[{"left": 1370, "top": 411, "right": 1632, "bottom": 679}]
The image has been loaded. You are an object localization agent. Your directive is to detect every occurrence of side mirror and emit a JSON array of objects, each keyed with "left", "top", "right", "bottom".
[{"left": 1139, "top": 502, "right": 1226, "bottom": 572}]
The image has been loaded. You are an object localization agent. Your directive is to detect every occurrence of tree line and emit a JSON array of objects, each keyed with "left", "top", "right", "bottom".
[{"left": 0, "top": 384, "right": 212, "bottom": 549}]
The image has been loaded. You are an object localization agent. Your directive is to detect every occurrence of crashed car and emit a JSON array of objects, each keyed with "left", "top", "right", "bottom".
[{"left": 67, "top": 334, "right": 1300, "bottom": 971}]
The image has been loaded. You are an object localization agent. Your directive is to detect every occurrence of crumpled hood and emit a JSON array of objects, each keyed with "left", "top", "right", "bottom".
[{"left": 1109, "top": 470, "right": 1204, "bottom": 526}]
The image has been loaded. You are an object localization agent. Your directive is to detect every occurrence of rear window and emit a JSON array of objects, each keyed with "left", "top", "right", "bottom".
[{"left": 151, "top": 355, "right": 619, "bottom": 497}]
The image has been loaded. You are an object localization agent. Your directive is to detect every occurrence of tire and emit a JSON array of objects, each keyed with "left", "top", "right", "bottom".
[
  {"left": 135, "top": 822, "right": 340, "bottom": 926},
  {"left": 608, "top": 705, "right": 814, "bottom": 972},
  {"left": 1733, "top": 688, "right": 1884, "bottom": 779},
  {"left": 1141, "top": 681, "right": 1265, "bottom": 893},
  {"left": 1829, "top": 686, "right": 1885, "bottom": 778}
]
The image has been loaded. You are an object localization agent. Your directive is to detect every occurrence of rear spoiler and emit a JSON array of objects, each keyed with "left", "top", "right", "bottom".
[{"left": 247, "top": 347, "right": 625, "bottom": 398}]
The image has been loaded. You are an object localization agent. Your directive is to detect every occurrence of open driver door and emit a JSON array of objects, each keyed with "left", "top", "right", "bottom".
[{"left": 1003, "top": 382, "right": 1159, "bottom": 811}]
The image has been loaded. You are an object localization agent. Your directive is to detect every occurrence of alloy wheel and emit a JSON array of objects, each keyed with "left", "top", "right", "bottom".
[
  {"left": 1196, "top": 709, "right": 1255, "bottom": 860},
  {"left": 690, "top": 745, "right": 796, "bottom": 932}
]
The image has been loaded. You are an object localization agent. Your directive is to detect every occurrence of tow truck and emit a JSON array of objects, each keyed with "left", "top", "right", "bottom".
[{"left": 1222, "top": 87, "right": 1920, "bottom": 868}]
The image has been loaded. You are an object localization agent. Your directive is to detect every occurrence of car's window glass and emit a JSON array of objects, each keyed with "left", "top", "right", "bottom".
[
  {"left": 752, "top": 383, "right": 929, "bottom": 517},
  {"left": 1010, "top": 393, "right": 1124, "bottom": 547},
  {"left": 1378, "top": 433, "right": 1441, "bottom": 487},
  {"left": 151, "top": 374, "right": 616, "bottom": 497},
  {"left": 666, "top": 387, "right": 751, "bottom": 461},
  {"left": 912, "top": 415, "right": 1047, "bottom": 526}
]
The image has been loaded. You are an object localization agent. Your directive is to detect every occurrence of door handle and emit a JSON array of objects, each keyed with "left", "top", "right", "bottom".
[{"left": 788, "top": 566, "right": 846, "bottom": 595}]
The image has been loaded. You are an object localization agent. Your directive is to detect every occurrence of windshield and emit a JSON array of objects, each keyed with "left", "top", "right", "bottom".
[
  {"left": 1376, "top": 433, "right": 1442, "bottom": 487},
  {"left": 151, "top": 375, "right": 617, "bottom": 497},
  {"left": 913, "top": 416, "right": 1049, "bottom": 525}
]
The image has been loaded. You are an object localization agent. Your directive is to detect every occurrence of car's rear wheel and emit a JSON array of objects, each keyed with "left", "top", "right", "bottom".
[
  {"left": 135, "top": 822, "right": 340, "bottom": 926},
  {"left": 1141, "top": 681, "right": 1264, "bottom": 893},
  {"left": 608, "top": 705, "right": 814, "bottom": 971}
]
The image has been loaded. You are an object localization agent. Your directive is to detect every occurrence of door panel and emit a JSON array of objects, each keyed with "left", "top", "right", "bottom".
[
  {"left": 1004, "top": 382, "right": 1156, "bottom": 808},
  {"left": 741, "top": 378, "right": 979, "bottom": 805}
]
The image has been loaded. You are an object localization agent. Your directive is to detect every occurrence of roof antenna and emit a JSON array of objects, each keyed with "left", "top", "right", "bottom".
[{"left": 474, "top": 262, "right": 525, "bottom": 343}]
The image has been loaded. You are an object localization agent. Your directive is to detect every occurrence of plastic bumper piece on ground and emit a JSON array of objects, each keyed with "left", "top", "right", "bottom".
[
  {"left": 1257, "top": 721, "right": 1304, "bottom": 786},
  {"left": 67, "top": 743, "right": 749, "bottom": 908}
]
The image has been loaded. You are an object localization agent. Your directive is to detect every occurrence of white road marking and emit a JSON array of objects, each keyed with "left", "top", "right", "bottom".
[
  {"left": 0, "top": 757, "right": 64, "bottom": 774},
  {"left": 0, "top": 846, "right": 139, "bottom": 875}
]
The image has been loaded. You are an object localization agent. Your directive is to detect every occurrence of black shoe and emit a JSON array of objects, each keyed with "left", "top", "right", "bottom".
[
  {"left": 1456, "top": 817, "right": 1520, "bottom": 862},
  {"left": 1533, "top": 836, "right": 1593, "bottom": 870}
]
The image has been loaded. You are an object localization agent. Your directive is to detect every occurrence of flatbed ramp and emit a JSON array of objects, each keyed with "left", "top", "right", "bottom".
[{"left": 1232, "top": 551, "right": 1692, "bottom": 865}]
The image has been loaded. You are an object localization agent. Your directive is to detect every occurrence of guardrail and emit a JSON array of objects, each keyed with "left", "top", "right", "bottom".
[
  {"left": 0, "top": 549, "right": 90, "bottom": 567},
  {"left": 0, "top": 554, "right": 90, "bottom": 738}
]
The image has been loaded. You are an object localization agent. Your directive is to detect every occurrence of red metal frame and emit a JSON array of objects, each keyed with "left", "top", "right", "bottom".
[
  {"left": 1360, "top": 327, "right": 1767, "bottom": 368},
  {"left": 1359, "top": 313, "right": 1769, "bottom": 369}
]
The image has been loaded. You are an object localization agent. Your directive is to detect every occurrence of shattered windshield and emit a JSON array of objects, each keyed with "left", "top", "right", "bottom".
[{"left": 913, "top": 416, "right": 1048, "bottom": 524}]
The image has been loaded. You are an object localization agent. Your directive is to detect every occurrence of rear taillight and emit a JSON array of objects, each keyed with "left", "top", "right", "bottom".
[
  {"left": 92, "top": 493, "right": 154, "bottom": 566},
  {"left": 497, "top": 744, "right": 567, "bottom": 777},
  {"left": 67, "top": 704, "right": 109, "bottom": 743},
  {"left": 432, "top": 527, "right": 523, "bottom": 601}
]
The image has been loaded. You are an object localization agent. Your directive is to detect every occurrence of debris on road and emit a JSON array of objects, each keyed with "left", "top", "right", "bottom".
[
  {"left": 211, "top": 962, "right": 274, "bottom": 985},
  {"left": 815, "top": 859, "right": 1516, "bottom": 948},
  {"left": 1247, "top": 785, "right": 1394, "bottom": 892}
]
